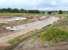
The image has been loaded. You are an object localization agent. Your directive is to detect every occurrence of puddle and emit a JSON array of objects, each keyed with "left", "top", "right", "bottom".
[
  {"left": 7, "top": 17, "right": 27, "bottom": 21},
  {"left": 0, "top": 16, "right": 27, "bottom": 22}
]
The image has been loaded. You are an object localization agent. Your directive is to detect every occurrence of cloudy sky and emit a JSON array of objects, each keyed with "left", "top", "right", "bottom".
[{"left": 0, "top": 0, "right": 68, "bottom": 10}]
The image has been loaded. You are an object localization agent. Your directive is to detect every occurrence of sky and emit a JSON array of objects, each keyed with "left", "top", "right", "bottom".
[{"left": 0, "top": 0, "right": 68, "bottom": 10}]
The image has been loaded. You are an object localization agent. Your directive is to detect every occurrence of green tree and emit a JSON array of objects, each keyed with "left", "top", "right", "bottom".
[
  {"left": 58, "top": 10, "right": 63, "bottom": 14},
  {"left": 48, "top": 11, "right": 52, "bottom": 15}
]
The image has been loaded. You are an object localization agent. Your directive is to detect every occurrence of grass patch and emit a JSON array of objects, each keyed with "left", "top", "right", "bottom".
[
  {"left": 0, "top": 13, "right": 46, "bottom": 17},
  {"left": 40, "top": 27, "right": 68, "bottom": 43}
]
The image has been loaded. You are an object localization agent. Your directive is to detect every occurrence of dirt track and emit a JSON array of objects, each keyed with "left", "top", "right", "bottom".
[{"left": 0, "top": 16, "right": 59, "bottom": 48}]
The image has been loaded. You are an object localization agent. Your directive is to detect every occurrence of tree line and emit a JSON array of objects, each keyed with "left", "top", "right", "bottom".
[
  {"left": 0, "top": 8, "right": 45, "bottom": 13},
  {"left": 0, "top": 8, "right": 63, "bottom": 14}
]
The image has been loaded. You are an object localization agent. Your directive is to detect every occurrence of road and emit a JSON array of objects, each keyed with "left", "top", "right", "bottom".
[
  {"left": 13, "top": 16, "right": 60, "bottom": 50},
  {"left": 0, "top": 16, "right": 59, "bottom": 45}
]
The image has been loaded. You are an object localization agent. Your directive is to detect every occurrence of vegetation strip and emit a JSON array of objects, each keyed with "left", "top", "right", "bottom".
[{"left": 7, "top": 30, "right": 39, "bottom": 50}]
